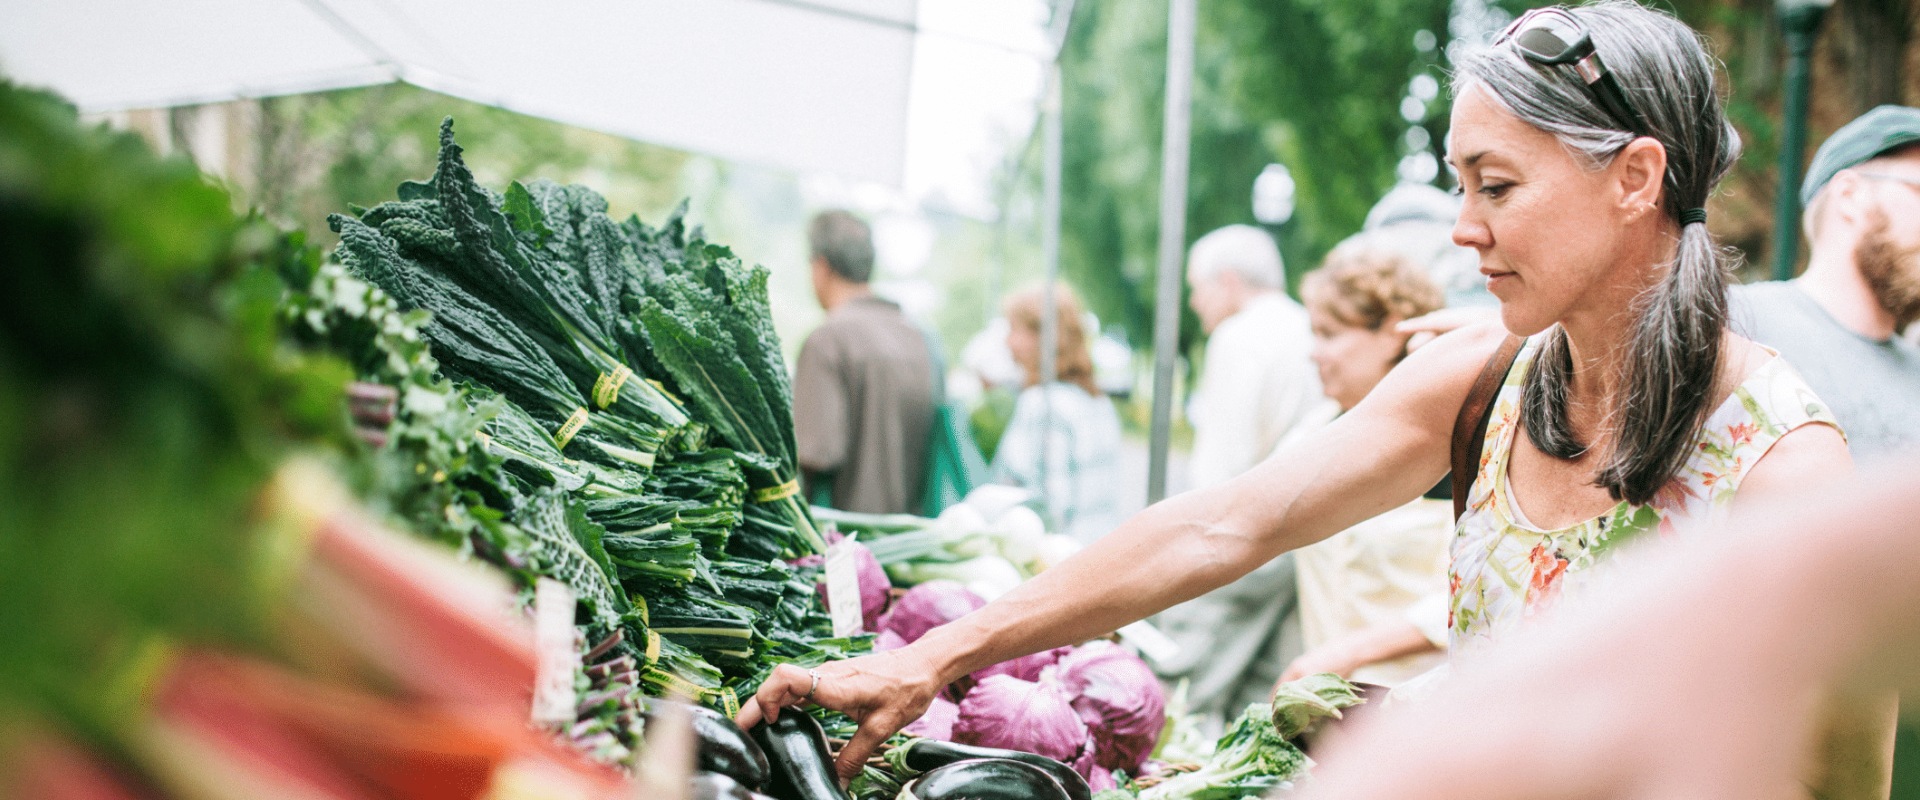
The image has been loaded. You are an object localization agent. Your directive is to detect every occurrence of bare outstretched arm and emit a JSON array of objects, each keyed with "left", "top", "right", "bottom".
[{"left": 739, "top": 324, "right": 1510, "bottom": 781}]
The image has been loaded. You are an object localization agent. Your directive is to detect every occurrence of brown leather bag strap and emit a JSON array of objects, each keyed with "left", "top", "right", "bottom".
[{"left": 1452, "top": 335, "right": 1524, "bottom": 521}]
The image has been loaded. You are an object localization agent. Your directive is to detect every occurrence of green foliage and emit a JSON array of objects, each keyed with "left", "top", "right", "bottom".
[
  {"left": 1268, "top": 672, "right": 1362, "bottom": 740},
  {"left": 249, "top": 84, "right": 692, "bottom": 247},
  {"left": 0, "top": 81, "right": 342, "bottom": 735},
  {"left": 1138, "top": 702, "right": 1307, "bottom": 799},
  {"left": 1055, "top": 0, "right": 1453, "bottom": 353}
]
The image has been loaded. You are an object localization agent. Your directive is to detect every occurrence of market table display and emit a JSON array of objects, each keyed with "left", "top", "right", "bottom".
[{"left": 0, "top": 82, "right": 1358, "bottom": 799}]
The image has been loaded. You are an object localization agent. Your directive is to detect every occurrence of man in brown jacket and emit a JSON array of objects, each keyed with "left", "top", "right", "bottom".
[{"left": 792, "top": 210, "right": 935, "bottom": 514}]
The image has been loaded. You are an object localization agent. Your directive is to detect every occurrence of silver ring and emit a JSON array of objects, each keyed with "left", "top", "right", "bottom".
[{"left": 803, "top": 669, "right": 821, "bottom": 701}]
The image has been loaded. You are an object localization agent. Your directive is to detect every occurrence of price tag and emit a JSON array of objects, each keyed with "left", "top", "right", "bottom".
[
  {"left": 823, "top": 537, "right": 865, "bottom": 638},
  {"left": 530, "top": 578, "right": 581, "bottom": 727}
]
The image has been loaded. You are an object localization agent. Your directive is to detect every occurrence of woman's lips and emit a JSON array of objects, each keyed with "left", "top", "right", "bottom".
[{"left": 1481, "top": 268, "right": 1514, "bottom": 291}]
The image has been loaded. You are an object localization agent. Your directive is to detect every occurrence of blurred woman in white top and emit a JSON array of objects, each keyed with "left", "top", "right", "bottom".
[
  {"left": 1276, "top": 232, "right": 1452, "bottom": 688},
  {"left": 992, "top": 283, "right": 1124, "bottom": 545}
]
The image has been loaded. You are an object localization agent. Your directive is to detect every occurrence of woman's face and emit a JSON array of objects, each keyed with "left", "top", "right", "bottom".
[
  {"left": 1005, "top": 321, "right": 1039, "bottom": 381},
  {"left": 1447, "top": 83, "right": 1643, "bottom": 337},
  {"left": 1309, "top": 307, "right": 1407, "bottom": 412}
]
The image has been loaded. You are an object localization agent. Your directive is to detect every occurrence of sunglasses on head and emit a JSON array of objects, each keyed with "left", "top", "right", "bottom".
[{"left": 1496, "top": 7, "right": 1650, "bottom": 138}]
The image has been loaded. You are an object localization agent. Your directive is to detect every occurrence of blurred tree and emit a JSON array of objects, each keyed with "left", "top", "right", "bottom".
[
  {"left": 1587, "top": 0, "right": 1915, "bottom": 275},
  {"left": 1047, "top": 0, "right": 1916, "bottom": 352},
  {"left": 198, "top": 84, "right": 694, "bottom": 245},
  {"left": 1051, "top": 0, "right": 1453, "bottom": 354}
]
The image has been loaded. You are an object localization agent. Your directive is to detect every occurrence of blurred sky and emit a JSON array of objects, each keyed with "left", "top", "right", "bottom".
[{"left": 802, "top": 0, "right": 1050, "bottom": 267}]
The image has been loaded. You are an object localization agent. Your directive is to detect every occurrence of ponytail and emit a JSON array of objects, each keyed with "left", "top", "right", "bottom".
[
  {"left": 1523, "top": 217, "right": 1732, "bottom": 505},
  {"left": 1458, "top": 0, "right": 1742, "bottom": 506}
]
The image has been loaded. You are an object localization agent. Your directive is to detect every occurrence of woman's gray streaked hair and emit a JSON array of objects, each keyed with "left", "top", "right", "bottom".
[{"left": 1452, "top": 0, "right": 1742, "bottom": 506}]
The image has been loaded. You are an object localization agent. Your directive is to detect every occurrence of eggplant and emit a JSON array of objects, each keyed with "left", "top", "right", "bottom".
[
  {"left": 644, "top": 698, "right": 771, "bottom": 791},
  {"left": 748, "top": 710, "right": 852, "bottom": 800},
  {"left": 902, "top": 758, "right": 1071, "bottom": 800},
  {"left": 892, "top": 739, "right": 1091, "bottom": 800},
  {"left": 690, "top": 771, "right": 778, "bottom": 800}
]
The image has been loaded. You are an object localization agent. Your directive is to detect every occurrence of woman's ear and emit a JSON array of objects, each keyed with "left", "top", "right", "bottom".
[{"left": 1614, "top": 136, "right": 1669, "bottom": 216}]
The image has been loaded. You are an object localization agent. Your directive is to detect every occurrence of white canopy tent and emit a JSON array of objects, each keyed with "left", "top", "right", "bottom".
[
  {"left": 4, "top": 0, "right": 1213, "bottom": 508},
  {"left": 0, "top": 0, "right": 919, "bottom": 185}
]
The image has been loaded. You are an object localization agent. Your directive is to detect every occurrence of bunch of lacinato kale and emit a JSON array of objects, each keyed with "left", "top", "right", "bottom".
[{"left": 299, "top": 118, "right": 864, "bottom": 765}]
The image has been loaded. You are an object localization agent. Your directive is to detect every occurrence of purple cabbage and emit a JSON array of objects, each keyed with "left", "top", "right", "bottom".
[
  {"left": 1050, "top": 641, "right": 1166, "bottom": 773},
  {"left": 1074, "top": 746, "right": 1118, "bottom": 790},
  {"left": 972, "top": 646, "right": 1072, "bottom": 685},
  {"left": 952, "top": 675, "right": 1089, "bottom": 765},
  {"left": 903, "top": 695, "right": 960, "bottom": 741},
  {"left": 878, "top": 580, "right": 986, "bottom": 644}
]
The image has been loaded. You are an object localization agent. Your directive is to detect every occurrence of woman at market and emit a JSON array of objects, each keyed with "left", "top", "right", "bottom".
[
  {"left": 741, "top": 1, "right": 1857, "bottom": 787},
  {"left": 990, "top": 282, "right": 1125, "bottom": 545},
  {"left": 1274, "top": 232, "right": 1452, "bottom": 688}
]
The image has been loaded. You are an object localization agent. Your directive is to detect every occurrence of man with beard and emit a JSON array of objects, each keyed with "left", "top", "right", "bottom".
[{"left": 1733, "top": 105, "right": 1920, "bottom": 461}]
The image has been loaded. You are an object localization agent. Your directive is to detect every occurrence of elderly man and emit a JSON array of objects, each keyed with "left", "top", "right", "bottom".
[
  {"left": 791, "top": 210, "right": 936, "bottom": 514},
  {"left": 1152, "top": 224, "right": 1319, "bottom": 729},
  {"left": 1182, "top": 224, "right": 1321, "bottom": 488},
  {"left": 1732, "top": 105, "right": 1920, "bottom": 462}
]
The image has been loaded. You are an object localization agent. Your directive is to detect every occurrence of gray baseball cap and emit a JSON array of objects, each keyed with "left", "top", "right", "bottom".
[{"left": 1800, "top": 105, "right": 1920, "bottom": 206}]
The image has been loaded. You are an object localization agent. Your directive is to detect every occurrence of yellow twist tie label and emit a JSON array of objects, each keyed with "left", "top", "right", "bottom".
[
  {"left": 552, "top": 407, "right": 589, "bottom": 451},
  {"left": 752, "top": 479, "right": 801, "bottom": 504},
  {"left": 655, "top": 671, "right": 708, "bottom": 701},
  {"left": 647, "top": 378, "right": 683, "bottom": 405},
  {"left": 721, "top": 688, "right": 741, "bottom": 720},
  {"left": 635, "top": 594, "right": 650, "bottom": 627},
  {"left": 592, "top": 365, "right": 634, "bottom": 409},
  {"left": 645, "top": 630, "right": 662, "bottom": 665}
]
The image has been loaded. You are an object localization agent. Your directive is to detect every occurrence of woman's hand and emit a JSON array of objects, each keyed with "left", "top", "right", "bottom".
[
  {"left": 1278, "top": 645, "right": 1362, "bottom": 686},
  {"left": 735, "top": 645, "right": 948, "bottom": 783},
  {"left": 1397, "top": 307, "right": 1501, "bottom": 352},
  {"left": 1278, "top": 622, "right": 1440, "bottom": 686}
]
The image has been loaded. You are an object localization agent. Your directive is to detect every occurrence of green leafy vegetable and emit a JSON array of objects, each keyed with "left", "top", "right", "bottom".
[
  {"left": 1268, "top": 672, "right": 1362, "bottom": 740},
  {"left": 1137, "top": 703, "right": 1308, "bottom": 800}
]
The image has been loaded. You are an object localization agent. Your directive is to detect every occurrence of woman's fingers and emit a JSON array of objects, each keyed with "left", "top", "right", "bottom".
[
  {"left": 1396, "top": 307, "right": 1499, "bottom": 336},
  {"left": 737, "top": 651, "right": 940, "bottom": 782},
  {"left": 834, "top": 713, "right": 901, "bottom": 783},
  {"left": 737, "top": 663, "right": 814, "bottom": 728},
  {"left": 1277, "top": 664, "right": 1306, "bottom": 686}
]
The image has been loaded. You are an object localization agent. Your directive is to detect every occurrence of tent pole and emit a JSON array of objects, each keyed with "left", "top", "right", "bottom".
[
  {"left": 1146, "top": 0, "right": 1196, "bottom": 505},
  {"left": 1037, "top": 65, "right": 1063, "bottom": 521}
]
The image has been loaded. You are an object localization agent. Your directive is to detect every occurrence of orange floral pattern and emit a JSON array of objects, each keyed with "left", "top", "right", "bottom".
[{"left": 1446, "top": 336, "right": 1840, "bottom": 652}]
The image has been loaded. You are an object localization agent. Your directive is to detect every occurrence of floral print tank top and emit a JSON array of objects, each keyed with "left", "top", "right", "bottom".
[{"left": 1447, "top": 335, "right": 1840, "bottom": 652}]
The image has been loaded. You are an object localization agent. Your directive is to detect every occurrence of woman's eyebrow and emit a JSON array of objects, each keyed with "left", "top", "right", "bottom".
[{"left": 1450, "top": 150, "right": 1494, "bottom": 168}]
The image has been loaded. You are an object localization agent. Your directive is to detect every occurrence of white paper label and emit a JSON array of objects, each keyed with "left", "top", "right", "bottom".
[
  {"left": 1118, "top": 619, "right": 1181, "bottom": 667},
  {"left": 823, "top": 538, "right": 864, "bottom": 638},
  {"left": 530, "top": 578, "right": 581, "bottom": 727}
]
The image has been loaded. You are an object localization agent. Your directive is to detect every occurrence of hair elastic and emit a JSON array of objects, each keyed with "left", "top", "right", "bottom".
[{"left": 1679, "top": 207, "right": 1708, "bottom": 226}]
